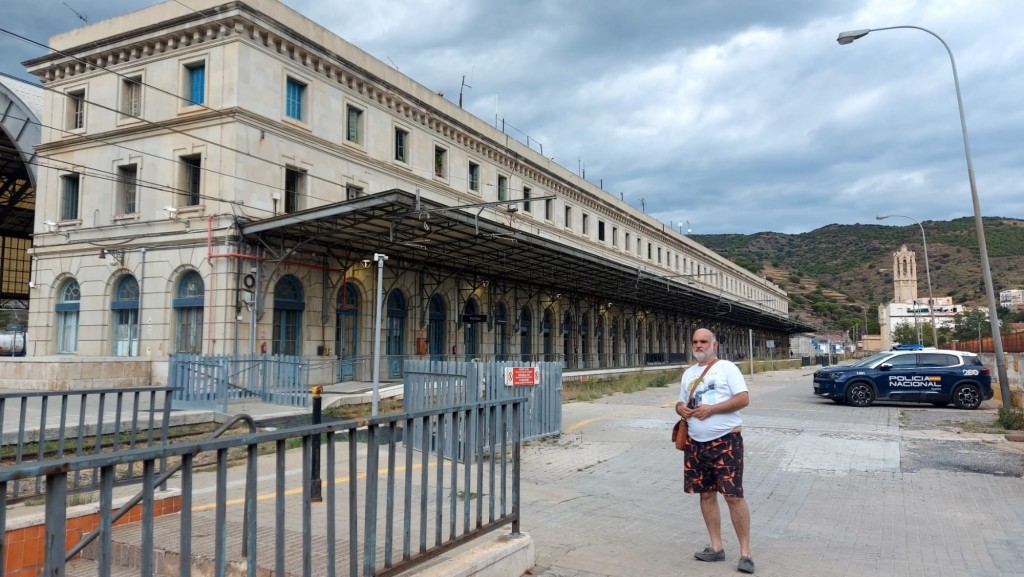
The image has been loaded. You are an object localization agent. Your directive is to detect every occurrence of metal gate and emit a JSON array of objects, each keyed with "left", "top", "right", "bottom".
[
  {"left": 403, "top": 360, "right": 562, "bottom": 458},
  {"left": 169, "top": 353, "right": 309, "bottom": 412}
]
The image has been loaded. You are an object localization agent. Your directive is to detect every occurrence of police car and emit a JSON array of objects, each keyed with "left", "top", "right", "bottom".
[{"left": 813, "top": 346, "right": 993, "bottom": 409}]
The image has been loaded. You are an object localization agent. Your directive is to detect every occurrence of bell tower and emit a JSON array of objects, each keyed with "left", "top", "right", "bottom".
[{"left": 892, "top": 244, "right": 918, "bottom": 303}]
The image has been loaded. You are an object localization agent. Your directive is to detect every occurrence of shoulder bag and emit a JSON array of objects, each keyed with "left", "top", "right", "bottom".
[{"left": 672, "top": 359, "right": 718, "bottom": 450}]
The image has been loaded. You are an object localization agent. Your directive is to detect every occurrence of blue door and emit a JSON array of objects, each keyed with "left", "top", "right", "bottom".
[
  {"left": 386, "top": 290, "right": 406, "bottom": 378},
  {"left": 428, "top": 294, "right": 446, "bottom": 361},
  {"left": 335, "top": 283, "right": 358, "bottom": 381},
  {"left": 463, "top": 299, "right": 479, "bottom": 361}
]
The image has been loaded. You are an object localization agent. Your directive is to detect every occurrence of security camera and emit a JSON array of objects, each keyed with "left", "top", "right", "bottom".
[
  {"left": 43, "top": 220, "right": 57, "bottom": 232},
  {"left": 163, "top": 206, "right": 180, "bottom": 221}
]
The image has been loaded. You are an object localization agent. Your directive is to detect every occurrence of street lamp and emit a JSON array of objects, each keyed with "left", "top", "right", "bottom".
[
  {"left": 838, "top": 25, "right": 1011, "bottom": 407},
  {"left": 370, "top": 252, "right": 388, "bottom": 416},
  {"left": 877, "top": 213, "right": 938, "bottom": 346}
]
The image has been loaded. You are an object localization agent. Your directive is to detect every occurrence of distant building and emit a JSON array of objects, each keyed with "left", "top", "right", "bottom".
[
  {"left": 1001, "top": 289, "right": 1024, "bottom": 311},
  {"left": 879, "top": 245, "right": 969, "bottom": 348}
]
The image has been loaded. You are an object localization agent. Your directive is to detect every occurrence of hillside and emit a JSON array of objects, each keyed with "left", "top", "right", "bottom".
[{"left": 691, "top": 217, "right": 1024, "bottom": 334}]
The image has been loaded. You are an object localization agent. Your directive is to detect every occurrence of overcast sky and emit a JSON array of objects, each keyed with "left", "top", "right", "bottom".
[{"left": 3, "top": 0, "right": 1023, "bottom": 234}]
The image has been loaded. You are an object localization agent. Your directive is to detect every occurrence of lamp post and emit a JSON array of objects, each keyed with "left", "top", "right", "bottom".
[
  {"left": 877, "top": 213, "right": 938, "bottom": 346},
  {"left": 370, "top": 252, "right": 388, "bottom": 416},
  {"left": 838, "top": 25, "right": 1011, "bottom": 407}
]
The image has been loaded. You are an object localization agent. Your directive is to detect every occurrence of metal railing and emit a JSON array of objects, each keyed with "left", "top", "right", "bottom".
[
  {"left": 0, "top": 397, "right": 525, "bottom": 577},
  {"left": 0, "top": 387, "right": 175, "bottom": 502}
]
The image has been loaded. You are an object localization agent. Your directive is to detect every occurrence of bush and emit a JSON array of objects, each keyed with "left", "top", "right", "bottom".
[{"left": 996, "top": 407, "right": 1024, "bottom": 430}]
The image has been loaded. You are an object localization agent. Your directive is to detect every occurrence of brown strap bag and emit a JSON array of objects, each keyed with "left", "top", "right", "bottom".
[{"left": 672, "top": 360, "right": 717, "bottom": 450}]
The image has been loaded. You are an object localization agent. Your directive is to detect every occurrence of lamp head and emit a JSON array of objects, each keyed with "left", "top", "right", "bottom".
[
  {"left": 837, "top": 29, "right": 871, "bottom": 45},
  {"left": 360, "top": 259, "right": 371, "bottom": 269}
]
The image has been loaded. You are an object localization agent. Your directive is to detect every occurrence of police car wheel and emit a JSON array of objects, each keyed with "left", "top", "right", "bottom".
[
  {"left": 846, "top": 383, "right": 874, "bottom": 407},
  {"left": 951, "top": 383, "right": 981, "bottom": 410}
]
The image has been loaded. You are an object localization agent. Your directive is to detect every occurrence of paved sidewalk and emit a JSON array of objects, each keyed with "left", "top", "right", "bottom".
[
  {"left": 520, "top": 368, "right": 1024, "bottom": 577},
  {"left": 8, "top": 368, "right": 1024, "bottom": 576}
]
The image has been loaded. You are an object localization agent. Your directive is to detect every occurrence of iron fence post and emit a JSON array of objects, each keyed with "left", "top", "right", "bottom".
[{"left": 311, "top": 385, "right": 323, "bottom": 502}]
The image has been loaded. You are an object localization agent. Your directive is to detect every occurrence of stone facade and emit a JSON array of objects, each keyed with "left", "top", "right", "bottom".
[{"left": 17, "top": 0, "right": 793, "bottom": 387}]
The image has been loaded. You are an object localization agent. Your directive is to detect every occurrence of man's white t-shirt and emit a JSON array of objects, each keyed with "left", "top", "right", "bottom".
[{"left": 678, "top": 360, "right": 748, "bottom": 442}]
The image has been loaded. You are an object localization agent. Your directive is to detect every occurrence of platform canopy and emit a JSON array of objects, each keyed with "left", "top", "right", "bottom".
[
  {"left": 0, "top": 76, "right": 40, "bottom": 310},
  {"left": 241, "top": 189, "right": 812, "bottom": 333}
]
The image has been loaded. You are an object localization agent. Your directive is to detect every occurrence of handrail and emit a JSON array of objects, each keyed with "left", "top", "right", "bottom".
[{"left": 65, "top": 413, "right": 258, "bottom": 562}]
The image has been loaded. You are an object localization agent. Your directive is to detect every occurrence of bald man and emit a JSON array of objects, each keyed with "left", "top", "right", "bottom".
[{"left": 676, "top": 328, "right": 754, "bottom": 574}]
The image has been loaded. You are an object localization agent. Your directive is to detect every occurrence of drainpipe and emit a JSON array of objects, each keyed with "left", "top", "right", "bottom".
[{"left": 138, "top": 247, "right": 146, "bottom": 358}]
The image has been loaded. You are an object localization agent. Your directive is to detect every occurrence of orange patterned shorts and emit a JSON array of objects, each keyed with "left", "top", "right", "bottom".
[{"left": 683, "top": 431, "right": 744, "bottom": 497}]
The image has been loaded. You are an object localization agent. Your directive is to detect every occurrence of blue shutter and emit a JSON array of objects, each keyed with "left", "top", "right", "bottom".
[
  {"left": 189, "top": 65, "right": 205, "bottom": 105},
  {"left": 286, "top": 80, "right": 303, "bottom": 120}
]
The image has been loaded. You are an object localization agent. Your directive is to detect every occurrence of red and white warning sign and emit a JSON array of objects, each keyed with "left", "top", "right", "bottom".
[{"left": 503, "top": 366, "right": 539, "bottom": 386}]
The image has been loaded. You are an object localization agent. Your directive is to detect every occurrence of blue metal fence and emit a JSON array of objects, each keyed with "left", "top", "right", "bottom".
[
  {"left": 169, "top": 353, "right": 309, "bottom": 412},
  {"left": 0, "top": 398, "right": 525, "bottom": 577},
  {"left": 0, "top": 387, "right": 174, "bottom": 502},
  {"left": 403, "top": 360, "right": 562, "bottom": 453}
]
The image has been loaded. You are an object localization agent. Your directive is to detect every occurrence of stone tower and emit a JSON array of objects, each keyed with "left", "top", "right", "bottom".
[{"left": 892, "top": 244, "right": 919, "bottom": 303}]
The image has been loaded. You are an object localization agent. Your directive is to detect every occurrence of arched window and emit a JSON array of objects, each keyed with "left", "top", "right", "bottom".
[
  {"left": 562, "top": 312, "right": 575, "bottom": 368},
  {"left": 112, "top": 275, "right": 139, "bottom": 357},
  {"left": 56, "top": 279, "right": 80, "bottom": 354},
  {"left": 580, "top": 313, "right": 590, "bottom": 368},
  {"left": 273, "top": 275, "right": 304, "bottom": 356},
  {"left": 542, "top": 309, "right": 554, "bottom": 362},
  {"left": 173, "top": 271, "right": 204, "bottom": 353},
  {"left": 611, "top": 318, "right": 620, "bottom": 367}
]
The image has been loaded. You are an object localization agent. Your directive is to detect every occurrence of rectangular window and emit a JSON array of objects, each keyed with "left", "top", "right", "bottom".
[
  {"left": 497, "top": 176, "right": 508, "bottom": 201},
  {"left": 625, "top": 233, "right": 631, "bottom": 251},
  {"left": 598, "top": 221, "right": 605, "bottom": 241},
  {"left": 657, "top": 247, "right": 662, "bottom": 264},
  {"left": 434, "top": 146, "right": 447, "bottom": 178},
  {"left": 582, "top": 213, "right": 589, "bottom": 235},
  {"left": 468, "top": 162, "right": 480, "bottom": 192},
  {"left": 67, "top": 89, "right": 85, "bottom": 129},
  {"left": 394, "top": 128, "right": 408, "bottom": 162},
  {"left": 118, "top": 164, "right": 138, "bottom": 214},
  {"left": 60, "top": 174, "right": 80, "bottom": 221},
  {"left": 284, "top": 167, "right": 303, "bottom": 213},
  {"left": 121, "top": 75, "right": 142, "bottom": 117},
  {"left": 647, "top": 242, "right": 652, "bottom": 260},
  {"left": 564, "top": 206, "right": 572, "bottom": 229},
  {"left": 184, "top": 62, "right": 205, "bottom": 106},
  {"left": 286, "top": 78, "right": 305, "bottom": 121},
  {"left": 346, "top": 184, "right": 362, "bottom": 200},
  {"left": 612, "top": 226, "right": 618, "bottom": 247},
  {"left": 523, "top": 186, "right": 531, "bottom": 212},
  {"left": 180, "top": 155, "right": 201, "bottom": 206},
  {"left": 544, "top": 199, "right": 552, "bottom": 220},
  {"left": 346, "top": 105, "right": 363, "bottom": 143},
  {"left": 636, "top": 237, "right": 642, "bottom": 256}
]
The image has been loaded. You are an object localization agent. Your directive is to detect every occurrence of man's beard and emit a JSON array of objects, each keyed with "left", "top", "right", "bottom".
[{"left": 693, "top": 349, "right": 711, "bottom": 363}]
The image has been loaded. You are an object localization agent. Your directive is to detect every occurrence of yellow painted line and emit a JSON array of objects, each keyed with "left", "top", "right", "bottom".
[
  {"left": 562, "top": 401, "right": 676, "bottom": 434},
  {"left": 191, "top": 462, "right": 430, "bottom": 512}
]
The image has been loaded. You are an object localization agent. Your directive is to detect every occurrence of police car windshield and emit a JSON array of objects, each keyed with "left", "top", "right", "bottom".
[{"left": 852, "top": 352, "right": 893, "bottom": 368}]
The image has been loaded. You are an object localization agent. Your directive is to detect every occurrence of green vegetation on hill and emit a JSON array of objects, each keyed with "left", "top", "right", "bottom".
[{"left": 691, "top": 217, "right": 1024, "bottom": 334}]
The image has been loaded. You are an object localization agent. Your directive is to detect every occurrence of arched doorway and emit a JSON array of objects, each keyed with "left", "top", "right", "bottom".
[
  {"left": 562, "top": 312, "right": 575, "bottom": 369},
  {"left": 580, "top": 313, "right": 590, "bottom": 369},
  {"left": 386, "top": 289, "right": 406, "bottom": 378},
  {"left": 611, "top": 318, "right": 620, "bottom": 367},
  {"left": 173, "top": 271, "right": 204, "bottom": 354},
  {"left": 495, "top": 303, "right": 508, "bottom": 361},
  {"left": 428, "top": 294, "right": 446, "bottom": 361},
  {"left": 624, "top": 318, "right": 633, "bottom": 366},
  {"left": 520, "top": 307, "right": 532, "bottom": 362},
  {"left": 463, "top": 298, "right": 480, "bottom": 361},
  {"left": 596, "top": 314, "right": 605, "bottom": 368},
  {"left": 335, "top": 282, "right": 358, "bottom": 381},
  {"left": 542, "top": 309, "right": 554, "bottom": 362},
  {"left": 273, "top": 275, "right": 304, "bottom": 356}
]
